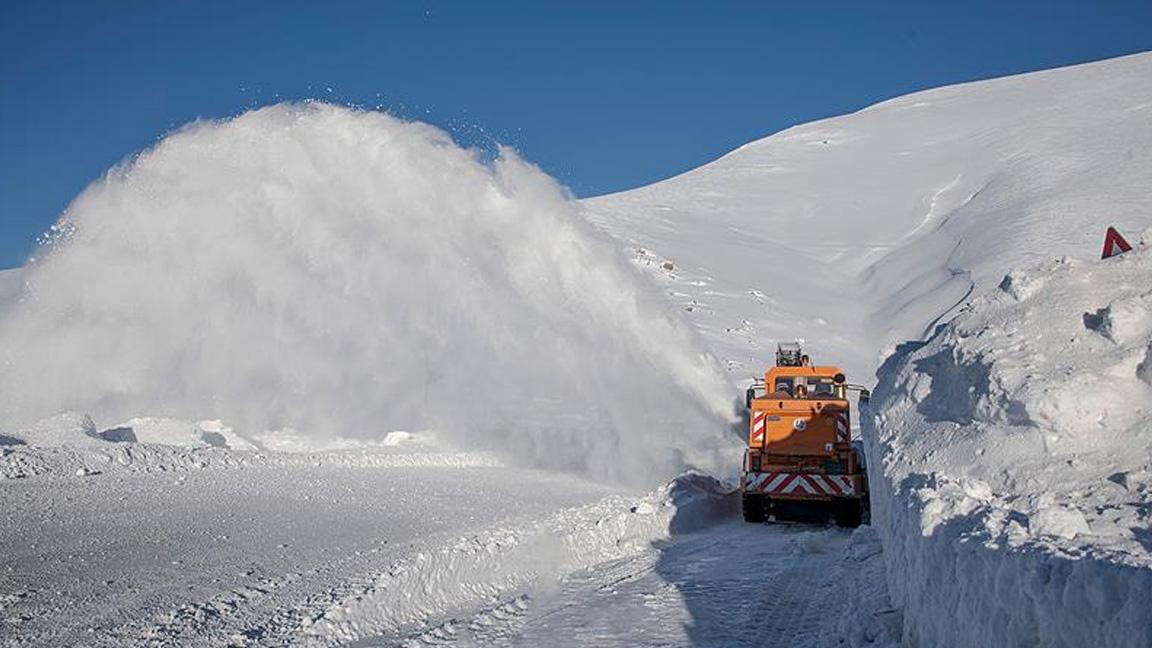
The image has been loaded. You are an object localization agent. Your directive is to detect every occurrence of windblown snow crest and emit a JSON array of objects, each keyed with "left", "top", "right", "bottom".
[{"left": 0, "top": 103, "right": 738, "bottom": 485}]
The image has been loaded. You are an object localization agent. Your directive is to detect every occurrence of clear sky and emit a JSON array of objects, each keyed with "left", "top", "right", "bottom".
[{"left": 2, "top": 1, "right": 1151, "bottom": 269}]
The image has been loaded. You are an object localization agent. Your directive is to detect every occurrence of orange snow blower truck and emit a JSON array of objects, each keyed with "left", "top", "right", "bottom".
[{"left": 741, "top": 343, "right": 870, "bottom": 527}]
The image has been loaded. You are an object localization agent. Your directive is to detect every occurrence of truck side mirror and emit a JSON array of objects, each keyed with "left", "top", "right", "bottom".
[
  {"left": 745, "top": 387, "right": 756, "bottom": 410},
  {"left": 833, "top": 373, "right": 846, "bottom": 384}
]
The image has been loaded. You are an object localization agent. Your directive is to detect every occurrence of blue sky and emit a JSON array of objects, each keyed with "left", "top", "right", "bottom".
[{"left": 2, "top": 1, "right": 1151, "bottom": 269}]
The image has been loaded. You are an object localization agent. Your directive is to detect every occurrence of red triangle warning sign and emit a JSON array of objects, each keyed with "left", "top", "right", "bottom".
[{"left": 1102, "top": 226, "right": 1133, "bottom": 259}]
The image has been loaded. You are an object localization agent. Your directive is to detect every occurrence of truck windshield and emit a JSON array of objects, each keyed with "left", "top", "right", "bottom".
[
  {"left": 807, "top": 378, "right": 836, "bottom": 397},
  {"left": 773, "top": 376, "right": 842, "bottom": 398},
  {"left": 773, "top": 377, "right": 794, "bottom": 395}
]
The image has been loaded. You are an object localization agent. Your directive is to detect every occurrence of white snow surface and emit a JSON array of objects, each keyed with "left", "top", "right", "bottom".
[
  {"left": 863, "top": 247, "right": 1152, "bottom": 647},
  {"left": 1, "top": 449, "right": 615, "bottom": 645},
  {"left": 583, "top": 52, "right": 1152, "bottom": 647},
  {"left": 1, "top": 411, "right": 897, "bottom": 647},
  {"left": 2, "top": 52, "right": 1152, "bottom": 647},
  {"left": 584, "top": 52, "right": 1152, "bottom": 387}
]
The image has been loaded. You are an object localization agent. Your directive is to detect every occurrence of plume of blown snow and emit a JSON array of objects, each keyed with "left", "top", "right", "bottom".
[{"left": 0, "top": 103, "right": 738, "bottom": 485}]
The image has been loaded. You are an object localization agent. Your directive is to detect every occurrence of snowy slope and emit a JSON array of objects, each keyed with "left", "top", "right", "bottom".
[
  {"left": 585, "top": 52, "right": 1152, "bottom": 647},
  {"left": 584, "top": 52, "right": 1152, "bottom": 388}
]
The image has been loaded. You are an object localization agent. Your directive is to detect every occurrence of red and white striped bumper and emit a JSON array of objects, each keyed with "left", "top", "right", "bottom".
[{"left": 743, "top": 472, "right": 857, "bottom": 497}]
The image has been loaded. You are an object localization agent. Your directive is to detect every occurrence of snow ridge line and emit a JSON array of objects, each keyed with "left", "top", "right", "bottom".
[{"left": 0, "top": 444, "right": 502, "bottom": 480}]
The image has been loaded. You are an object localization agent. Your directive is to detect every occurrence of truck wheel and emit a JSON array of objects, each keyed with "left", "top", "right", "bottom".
[
  {"left": 742, "top": 493, "right": 766, "bottom": 523},
  {"left": 833, "top": 498, "right": 863, "bottom": 528}
]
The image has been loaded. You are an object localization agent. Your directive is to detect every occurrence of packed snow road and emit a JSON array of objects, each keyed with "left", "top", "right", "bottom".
[
  {"left": 0, "top": 457, "right": 619, "bottom": 646},
  {"left": 1, "top": 447, "right": 897, "bottom": 648},
  {"left": 356, "top": 520, "right": 897, "bottom": 648}
]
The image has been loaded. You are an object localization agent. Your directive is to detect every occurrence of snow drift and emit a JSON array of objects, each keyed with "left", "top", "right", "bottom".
[
  {"left": 863, "top": 246, "right": 1152, "bottom": 648},
  {"left": 0, "top": 103, "right": 737, "bottom": 485}
]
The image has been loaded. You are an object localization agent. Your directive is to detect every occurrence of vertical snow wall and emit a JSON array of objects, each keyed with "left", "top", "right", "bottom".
[
  {"left": 0, "top": 103, "right": 739, "bottom": 486},
  {"left": 862, "top": 249, "right": 1152, "bottom": 648}
]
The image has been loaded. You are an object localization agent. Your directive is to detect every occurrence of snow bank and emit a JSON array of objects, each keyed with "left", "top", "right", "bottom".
[
  {"left": 98, "top": 417, "right": 260, "bottom": 449},
  {"left": 306, "top": 473, "right": 737, "bottom": 643},
  {"left": 863, "top": 247, "right": 1152, "bottom": 647},
  {"left": 0, "top": 412, "right": 501, "bottom": 479},
  {"left": 8, "top": 411, "right": 105, "bottom": 448},
  {"left": 0, "top": 436, "right": 502, "bottom": 481},
  {"left": 0, "top": 103, "right": 738, "bottom": 486}
]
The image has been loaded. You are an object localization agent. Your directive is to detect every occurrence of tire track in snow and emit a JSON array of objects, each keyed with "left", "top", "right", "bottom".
[{"left": 369, "top": 522, "right": 898, "bottom": 648}]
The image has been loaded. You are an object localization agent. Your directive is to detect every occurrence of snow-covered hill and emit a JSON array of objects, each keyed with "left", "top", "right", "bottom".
[
  {"left": 586, "top": 52, "right": 1152, "bottom": 646},
  {"left": 585, "top": 52, "right": 1152, "bottom": 387}
]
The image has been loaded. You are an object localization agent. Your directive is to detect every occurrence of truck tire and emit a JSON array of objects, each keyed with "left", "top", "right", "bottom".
[
  {"left": 742, "top": 493, "right": 766, "bottom": 523},
  {"left": 833, "top": 497, "right": 863, "bottom": 528}
]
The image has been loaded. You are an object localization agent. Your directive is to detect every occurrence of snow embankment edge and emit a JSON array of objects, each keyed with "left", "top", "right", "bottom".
[{"left": 862, "top": 249, "right": 1152, "bottom": 647}]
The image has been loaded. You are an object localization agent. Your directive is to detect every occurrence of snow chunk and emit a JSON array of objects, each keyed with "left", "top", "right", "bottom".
[
  {"left": 99, "top": 417, "right": 257, "bottom": 450},
  {"left": 14, "top": 412, "right": 105, "bottom": 447},
  {"left": 626, "top": 472, "right": 738, "bottom": 532},
  {"left": 1084, "top": 292, "right": 1152, "bottom": 345},
  {"left": 1139, "top": 343, "right": 1152, "bottom": 386},
  {"left": 249, "top": 428, "right": 434, "bottom": 454},
  {"left": 381, "top": 430, "right": 413, "bottom": 446},
  {"left": 114, "top": 418, "right": 208, "bottom": 447},
  {"left": 1029, "top": 506, "right": 1091, "bottom": 539},
  {"left": 998, "top": 267, "right": 1049, "bottom": 302},
  {"left": 196, "top": 420, "right": 257, "bottom": 451}
]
